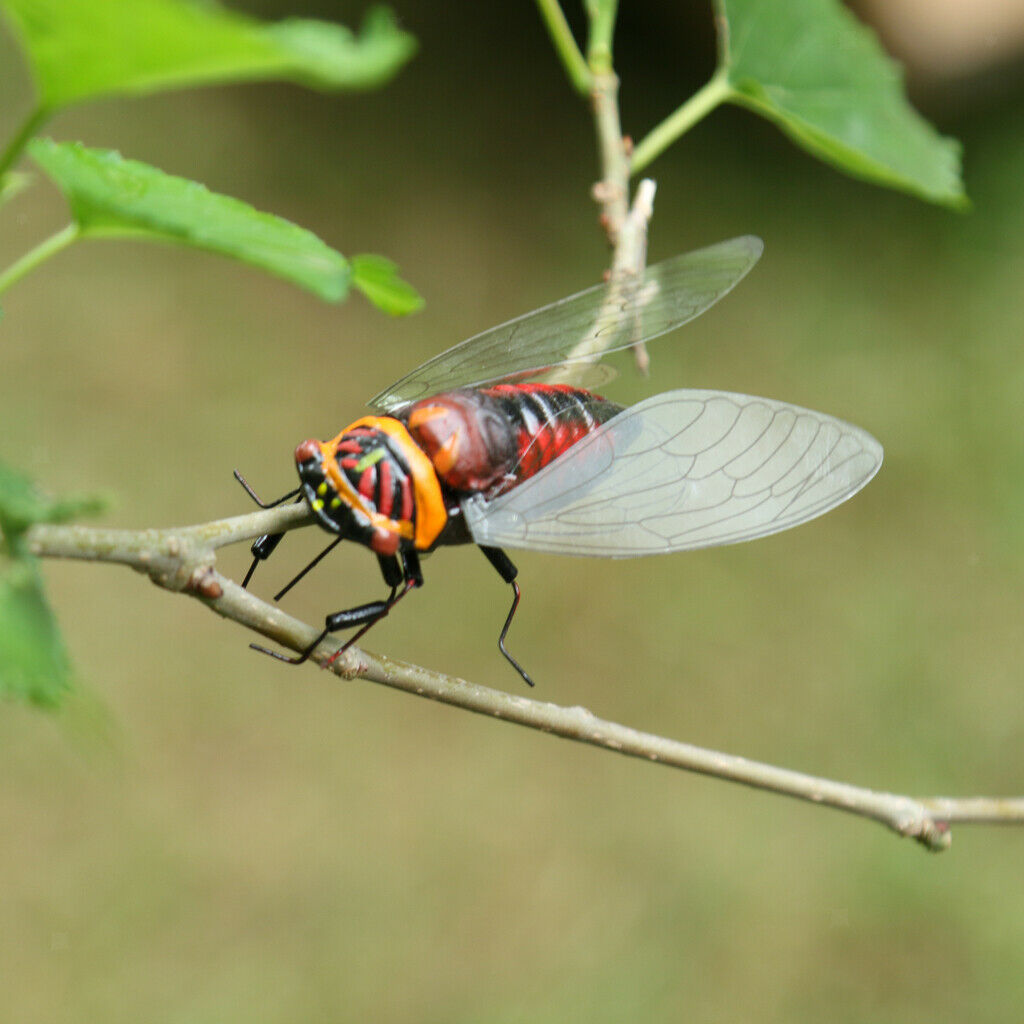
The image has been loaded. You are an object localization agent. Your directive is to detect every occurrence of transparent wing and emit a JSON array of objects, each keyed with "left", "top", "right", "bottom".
[
  {"left": 369, "top": 236, "right": 763, "bottom": 412},
  {"left": 461, "top": 390, "right": 883, "bottom": 557}
]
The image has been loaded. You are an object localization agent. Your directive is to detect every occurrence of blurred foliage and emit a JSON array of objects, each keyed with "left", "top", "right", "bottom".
[
  {"left": 710, "top": 0, "right": 966, "bottom": 206},
  {"left": 0, "top": 554, "right": 72, "bottom": 705},
  {"left": 351, "top": 252, "right": 426, "bottom": 315},
  {"left": 0, "top": 0, "right": 421, "bottom": 313},
  {"left": 0, "top": 0, "right": 415, "bottom": 106},
  {"left": 0, "top": 457, "right": 105, "bottom": 542},
  {"left": 0, "top": 460, "right": 102, "bottom": 705},
  {"left": 29, "top": 138, "right": 352, "bottom": 301},
  {"left": 0, "top": 1, "right": 1022, "bottom": 1022}
]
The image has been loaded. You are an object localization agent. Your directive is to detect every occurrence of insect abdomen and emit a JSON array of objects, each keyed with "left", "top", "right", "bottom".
[
  {"left": 404, "top": 384, "right": 621, "bottom": 494},
  {"left": 484, "top": 384, "right": 621, "bottom": 482}
]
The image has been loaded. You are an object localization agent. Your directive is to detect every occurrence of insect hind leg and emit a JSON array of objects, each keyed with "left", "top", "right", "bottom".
[{"left": 479, "top": 546, "right": 535, "bottom": 688}]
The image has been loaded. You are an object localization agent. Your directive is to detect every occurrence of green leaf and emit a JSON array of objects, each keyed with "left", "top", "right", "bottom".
[
  {"left": 0, "top": 554, "right": 71, "bottom": 707},
  {"left": 266, "top": 9, "right": 419, "bottom": 91},
  {"left": 0, "top": 0, "right": 416, "bottom": 108},
  {"left": 29, "top": 139, "right": 351, "bottom": 301},
  {"left": 714, "top": 0, "right": 966, "bottom": 208},
  {"left": 0, "top": 457, "right": 105, "bottom": 545},
  {"left": 352, "top": 254, "right": 424, "bottom": 316}
]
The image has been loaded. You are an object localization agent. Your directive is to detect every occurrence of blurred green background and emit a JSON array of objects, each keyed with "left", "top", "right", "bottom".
[{"left": 2, "top": 2, "right": 1023, "bottom": 1021}]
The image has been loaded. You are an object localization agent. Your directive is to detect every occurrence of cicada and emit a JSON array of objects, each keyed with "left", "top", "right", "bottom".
[{"left": 239, "top": 237, "right": 882, "bottom": 684}]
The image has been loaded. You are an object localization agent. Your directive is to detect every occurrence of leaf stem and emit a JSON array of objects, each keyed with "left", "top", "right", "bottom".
[
  {"left": 0, "top": 223, "right": 80, "bottom": 296},
  {"left": 630, "top": 73, "right": 732, "bottom": 175},
  {"left": 0, "top": 106, "right": 49, "bottom": 181},
  {"left": 534, "top": 0, "right": 592, "bottom": 94}
]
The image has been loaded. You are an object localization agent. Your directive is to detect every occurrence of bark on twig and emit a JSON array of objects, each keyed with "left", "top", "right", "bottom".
[{"left": 590, "top": 70, "right": 652, "bottom": 374}]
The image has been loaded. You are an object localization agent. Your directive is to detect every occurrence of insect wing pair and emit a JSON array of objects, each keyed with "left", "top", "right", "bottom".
[{"left": 371, "top": 236, "right": 882, "bottom": 558}]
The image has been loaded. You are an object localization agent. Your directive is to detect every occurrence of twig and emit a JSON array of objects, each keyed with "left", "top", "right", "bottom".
[
  {"left": 630, "top": 72, "right": 731, "bottom": 176},
  {"left": 589, "top": 70, "right": 652, "bottom": 373},
  {"left": 544, "top": 178, "right": 656, "bottom": 385},
  {"left": 533, "top": 0, "right": 592, "bottom": 94},
  {"left": 563, "top": 73, "right": 657, "bottom": 379},
  {"left": 590, "top": 71, "right": 630, "bottom": 245},
  {"left": 536, "top": 3, "right": 652, "bottom": 371},
  {"left": 27, "top": 513, "right": 1024, "bottom": 852},
  {"left": 0, "top": 223, "right": 79, "bottom": 297}
]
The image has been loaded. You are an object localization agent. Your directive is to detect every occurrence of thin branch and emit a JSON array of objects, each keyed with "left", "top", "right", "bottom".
[
  {"left": 0, "top": 223, "right": 79, "bottom": 296},
  {"left": 630, "top": 73, "right": 731, "bottom": 176},
  {"left": 536, "top": 0, "right": 652, "bottom": 371},
  {"left": 27, "top": 514, "right": 1024, "bottom": 852},
  {"left": 534, "top": 0, "right": 592, "bottom": 95},
  {"left": 544, "top": 177, "right": 656, "bottom": 384},
  {"left": 585, "top": 0, "right": 618, "bottom": 74},
  {"left": 0, "top": 170, "right": 34, "bottom": 209},
  {"left": 918, "top": 797, "right": 1024, "bottom": 826},
  {"left": 590, "top": 71, "right": 630, "bottom": 243},
  {"left": 585, "top": 72, "right": 658, "bottom": 375}
]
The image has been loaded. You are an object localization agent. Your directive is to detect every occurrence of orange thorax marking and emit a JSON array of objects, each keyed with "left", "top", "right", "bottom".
[
  {"left": 407, "top": 404, "right": 462, "bottom": 475},
  {"left": 322, "top": 416, "right": 447, "bottom": 550}
]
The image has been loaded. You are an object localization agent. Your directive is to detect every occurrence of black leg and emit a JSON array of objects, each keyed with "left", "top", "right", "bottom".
[
  {"left": 273, "top": 536, "right": 343, "bottom": 600},
  {"left": 378, "top": 553, "right": 404, "bottom": 588},
  {"left": 251, "top": 594, "right": 396, "bottom": 666},
  {"left": 321, "top": 577, "right": 417, "bottom": 669},
  {"left": 233, "top": 470, "right": 302, "bottom": 589},
  {"left": 402, "top": 549, "right": 424, "bottom": 587},
  {"left": 233, "top": 469, "right": 299, "bottom": 509},
  {"left": 242, "top": 532, "right": 285, "bottom": 589},
  {"left": 479, "top": 546, "right": 535, "bottom": 687},
  {"left": 480, "top": 545, "right": 517, "bottom": 583},
  {"left": 251, "top": 548, "right": 423, "bottom": 667}
]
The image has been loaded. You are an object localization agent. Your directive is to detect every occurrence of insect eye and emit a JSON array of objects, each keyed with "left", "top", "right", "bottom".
[{"left": 294, "top": 439, "right": 321, "bottom": 466}]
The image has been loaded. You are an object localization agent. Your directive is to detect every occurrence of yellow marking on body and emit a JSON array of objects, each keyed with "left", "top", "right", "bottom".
[
  {"left": 317, "top": 481, "right": 328, "bottom": 497},
  {"left": 322, "top": 416, "right": 447, "bottom": 549},
  {"left": 312, "top": 498, "right": 324, "bottom": 512},
  {"left": 354, "top": 447, "right": 386, "bottom": 473},
  {"left": 330, "top": 497, "right": 341, "bottom": 509}
]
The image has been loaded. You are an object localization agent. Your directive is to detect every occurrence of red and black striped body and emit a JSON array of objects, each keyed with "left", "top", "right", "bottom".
[
  {"left": 293, "top": 384, "right": 622, "bottom": 559},
  {"left": 402, "top": 383, "right": 622, "bottom": 497}
]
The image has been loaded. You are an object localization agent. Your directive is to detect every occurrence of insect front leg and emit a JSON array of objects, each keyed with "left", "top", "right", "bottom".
[{"left": 232, "top": 469, "right": 301, "bottom": 589}]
